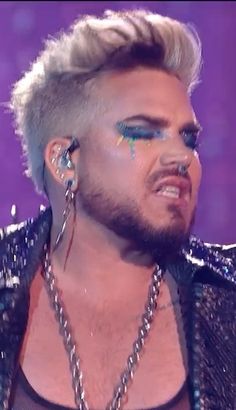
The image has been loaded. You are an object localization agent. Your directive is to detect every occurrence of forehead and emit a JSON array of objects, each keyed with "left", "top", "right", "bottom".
[{"left": 96, "top": 68, "right": 196, "bottom": 125}]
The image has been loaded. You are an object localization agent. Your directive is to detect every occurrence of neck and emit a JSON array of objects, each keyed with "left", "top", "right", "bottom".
[{"left": 48, "top": 208, "right": 178, "bottom": 310}]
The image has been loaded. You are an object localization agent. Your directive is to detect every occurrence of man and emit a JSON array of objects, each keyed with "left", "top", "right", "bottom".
[{"left": 1, "top": 8, "right": 235, "bottom": 410}]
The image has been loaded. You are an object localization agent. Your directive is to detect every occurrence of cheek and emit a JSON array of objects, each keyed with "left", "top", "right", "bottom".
[
  {"left": 79, "top": 138, "right": 143, "bottom": 191},
  {"left": 190, "top": 155, "right": 202, "bottom": 198}
]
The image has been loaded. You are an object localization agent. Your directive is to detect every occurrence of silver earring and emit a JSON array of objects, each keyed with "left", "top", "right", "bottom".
[
  {"left": 53, "top": 179, "right": 75, "bottom": 252},
  {"left": 178, "top": 164, "right": 188, "bottom": 176},
  {"left": 51, "top": 137, "right": 79, "bottom": 257}
]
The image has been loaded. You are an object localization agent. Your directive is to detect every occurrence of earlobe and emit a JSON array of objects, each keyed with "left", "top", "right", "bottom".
[{"left": 63, "top": 177, "right": 78, "bottom": 192}]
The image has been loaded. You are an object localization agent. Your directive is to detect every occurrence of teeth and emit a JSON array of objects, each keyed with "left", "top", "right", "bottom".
[{"left": 156, "top": 186, "right": 180, "bottom": 199}]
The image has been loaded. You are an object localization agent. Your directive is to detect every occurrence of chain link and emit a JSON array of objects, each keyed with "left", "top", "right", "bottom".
[{"left": 43, "top": 245, "right": 163, "bottom": 410}]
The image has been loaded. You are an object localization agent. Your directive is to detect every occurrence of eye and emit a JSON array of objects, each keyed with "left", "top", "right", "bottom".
[
  {"left": 181, "top": 130, "right": 200, "bottom": 151},
  {"left": 116, "top": 122, "right": 163, "bottom": 140}
]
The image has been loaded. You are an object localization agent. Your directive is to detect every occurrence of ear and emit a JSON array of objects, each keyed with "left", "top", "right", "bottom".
[{"left": 44, "top": 137, "right": 79, "bottom": 191}]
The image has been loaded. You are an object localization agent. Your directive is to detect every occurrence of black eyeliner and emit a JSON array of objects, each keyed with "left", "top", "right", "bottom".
[{"left": 116, "top": 121, "right": 162, "bottom": 140}]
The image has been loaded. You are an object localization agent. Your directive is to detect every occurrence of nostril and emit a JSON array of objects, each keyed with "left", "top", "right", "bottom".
[
  {"left": 178, "top": 164, "right": 188, "bottom": 177},
  {"left": 160, "top": 151, "right": 192, "bottom": 167}
]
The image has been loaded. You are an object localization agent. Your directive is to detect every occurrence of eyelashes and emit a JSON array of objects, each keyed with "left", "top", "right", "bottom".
[
  {"left": 180, "top": 130, "right": 200, "bottom": 151},
  {"left": 116, "top": 122, "right": 163, "bottom": 141},
  {"left": 116, "top": 121, "right": 200, "bottom": 151}
]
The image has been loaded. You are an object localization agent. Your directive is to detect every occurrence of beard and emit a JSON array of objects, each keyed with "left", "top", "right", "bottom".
[{"left": 77, "top": 177, "right": 195, "bottom": 265}]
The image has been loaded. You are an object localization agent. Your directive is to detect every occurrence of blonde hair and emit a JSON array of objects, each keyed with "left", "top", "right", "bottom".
[{"left": 10, "top": 9, "right": 202, "bottom": 193}]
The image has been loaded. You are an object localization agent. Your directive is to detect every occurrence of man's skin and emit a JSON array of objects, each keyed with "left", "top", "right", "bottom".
[{"left": 20, "top": 67, "right": 202, "bottom": 409}]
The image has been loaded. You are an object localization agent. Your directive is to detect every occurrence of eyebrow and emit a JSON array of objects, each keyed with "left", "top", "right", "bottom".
[{"left": 122, "top": 114, "right": 202, "bottom": 133}]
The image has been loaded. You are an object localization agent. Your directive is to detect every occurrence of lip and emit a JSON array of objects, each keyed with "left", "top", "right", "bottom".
[
  {"left": 153, "top": 194, "right": 189, "bottom": 210},
  {"left": 152, "top": 176, "right": 191, "bottom": 201}
]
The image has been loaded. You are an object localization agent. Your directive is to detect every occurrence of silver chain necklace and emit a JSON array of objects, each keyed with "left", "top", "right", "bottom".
[{"left": 43, "top": 245, "right": 163, "bottom": 410}]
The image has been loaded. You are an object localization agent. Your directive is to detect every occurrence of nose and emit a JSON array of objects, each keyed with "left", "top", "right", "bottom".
[{"left": 160, "top": 148, "right": 193, "bottom": 171}]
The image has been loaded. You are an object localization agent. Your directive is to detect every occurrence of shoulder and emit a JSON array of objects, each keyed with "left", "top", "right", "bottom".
[
  {"left": 0, "top": 207, "right": 52, "bottom": 289},
  {"left": 0, "top": 206, "right": 52, "bottom": 242},
  {"left": 204, "top": 241, "right": 236, "bottom": 261},
  {"left": 182, "top": 236, "right": 236, "bottom": 288}
]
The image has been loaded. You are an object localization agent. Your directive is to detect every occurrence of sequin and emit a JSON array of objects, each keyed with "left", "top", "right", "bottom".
[{"left": 0, "top": 207, "right": 235, "bottom": 409}]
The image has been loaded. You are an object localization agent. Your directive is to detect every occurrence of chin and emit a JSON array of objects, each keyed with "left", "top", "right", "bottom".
[
  {"left": 148, "top": 225, "right": 190, "bottom": 265},
  {"left": 145, "top": 211, "right": 194, "bottom": 263},
  {"left": 150, "top": 207, "right": 189, "bottom": 234},
  {"left": 167, "top": 203, "right": 192, "bottom": 230}
]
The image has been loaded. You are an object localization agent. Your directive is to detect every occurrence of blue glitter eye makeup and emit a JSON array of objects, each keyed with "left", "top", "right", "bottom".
[
  {"left": 115, "top": 121, "right": 201, "bottom": 154},
  {"left": 116, "top": 121, "right": 164, "bottom": 141},
  {"left": 181, "top": 130, "right": 200, "bottom": 151},
  {"left": 115, "top": 121, "right": 167, "bottom": 159}
]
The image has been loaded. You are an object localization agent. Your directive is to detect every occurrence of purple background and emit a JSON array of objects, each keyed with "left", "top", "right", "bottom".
[{"left": 0, "top": 1, "right": 236, "bottom": 244}]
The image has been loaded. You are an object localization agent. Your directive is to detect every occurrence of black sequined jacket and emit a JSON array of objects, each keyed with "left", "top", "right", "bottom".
[{"left": 0, "top": 208, "right": 235, "bottom": 410}]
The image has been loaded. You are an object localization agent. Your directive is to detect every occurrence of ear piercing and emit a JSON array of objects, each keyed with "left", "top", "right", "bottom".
[
  {"left": 50, "top": 145, "right": 64, "bottom": 180},
  {"left": 55, "top": 168, "right": 64, "bottom": 180},
  {"left": 50, "top": 138, "right": 79, "bottom": 181},
  {"left": 50, "top": 144, "right": 62, "bottom": 163}
]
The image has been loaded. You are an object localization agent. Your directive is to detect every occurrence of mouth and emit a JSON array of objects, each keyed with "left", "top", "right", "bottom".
[
  {"left": 153, "top": 177, "right": 191, "bottom": 203},
  {"left": 156, "top": 186, "right": 182, "bottom": 199}
]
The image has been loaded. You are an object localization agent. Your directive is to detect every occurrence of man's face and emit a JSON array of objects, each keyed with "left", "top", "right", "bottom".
[{"left": 77, "top": 68, "right": 202, "bottom": 259}]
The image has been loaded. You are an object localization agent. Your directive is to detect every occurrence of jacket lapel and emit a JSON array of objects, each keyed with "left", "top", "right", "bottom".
[
  {"left": 169, "top": 240, "right": 236, "bottom": 410},
  {"left": 188, "top": 278, "right": 236, "bottom": 409},
  {"left": 0, "top": 208, "right": 51, "bottom": 409},
  {"left": 0, "top": 209, "right": 235, "bottom": 409}
]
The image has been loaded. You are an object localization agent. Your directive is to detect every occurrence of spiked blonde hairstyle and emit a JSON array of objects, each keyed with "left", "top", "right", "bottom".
[{"left": 10, "top": 9, "right": 202, "bottom": 193}]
